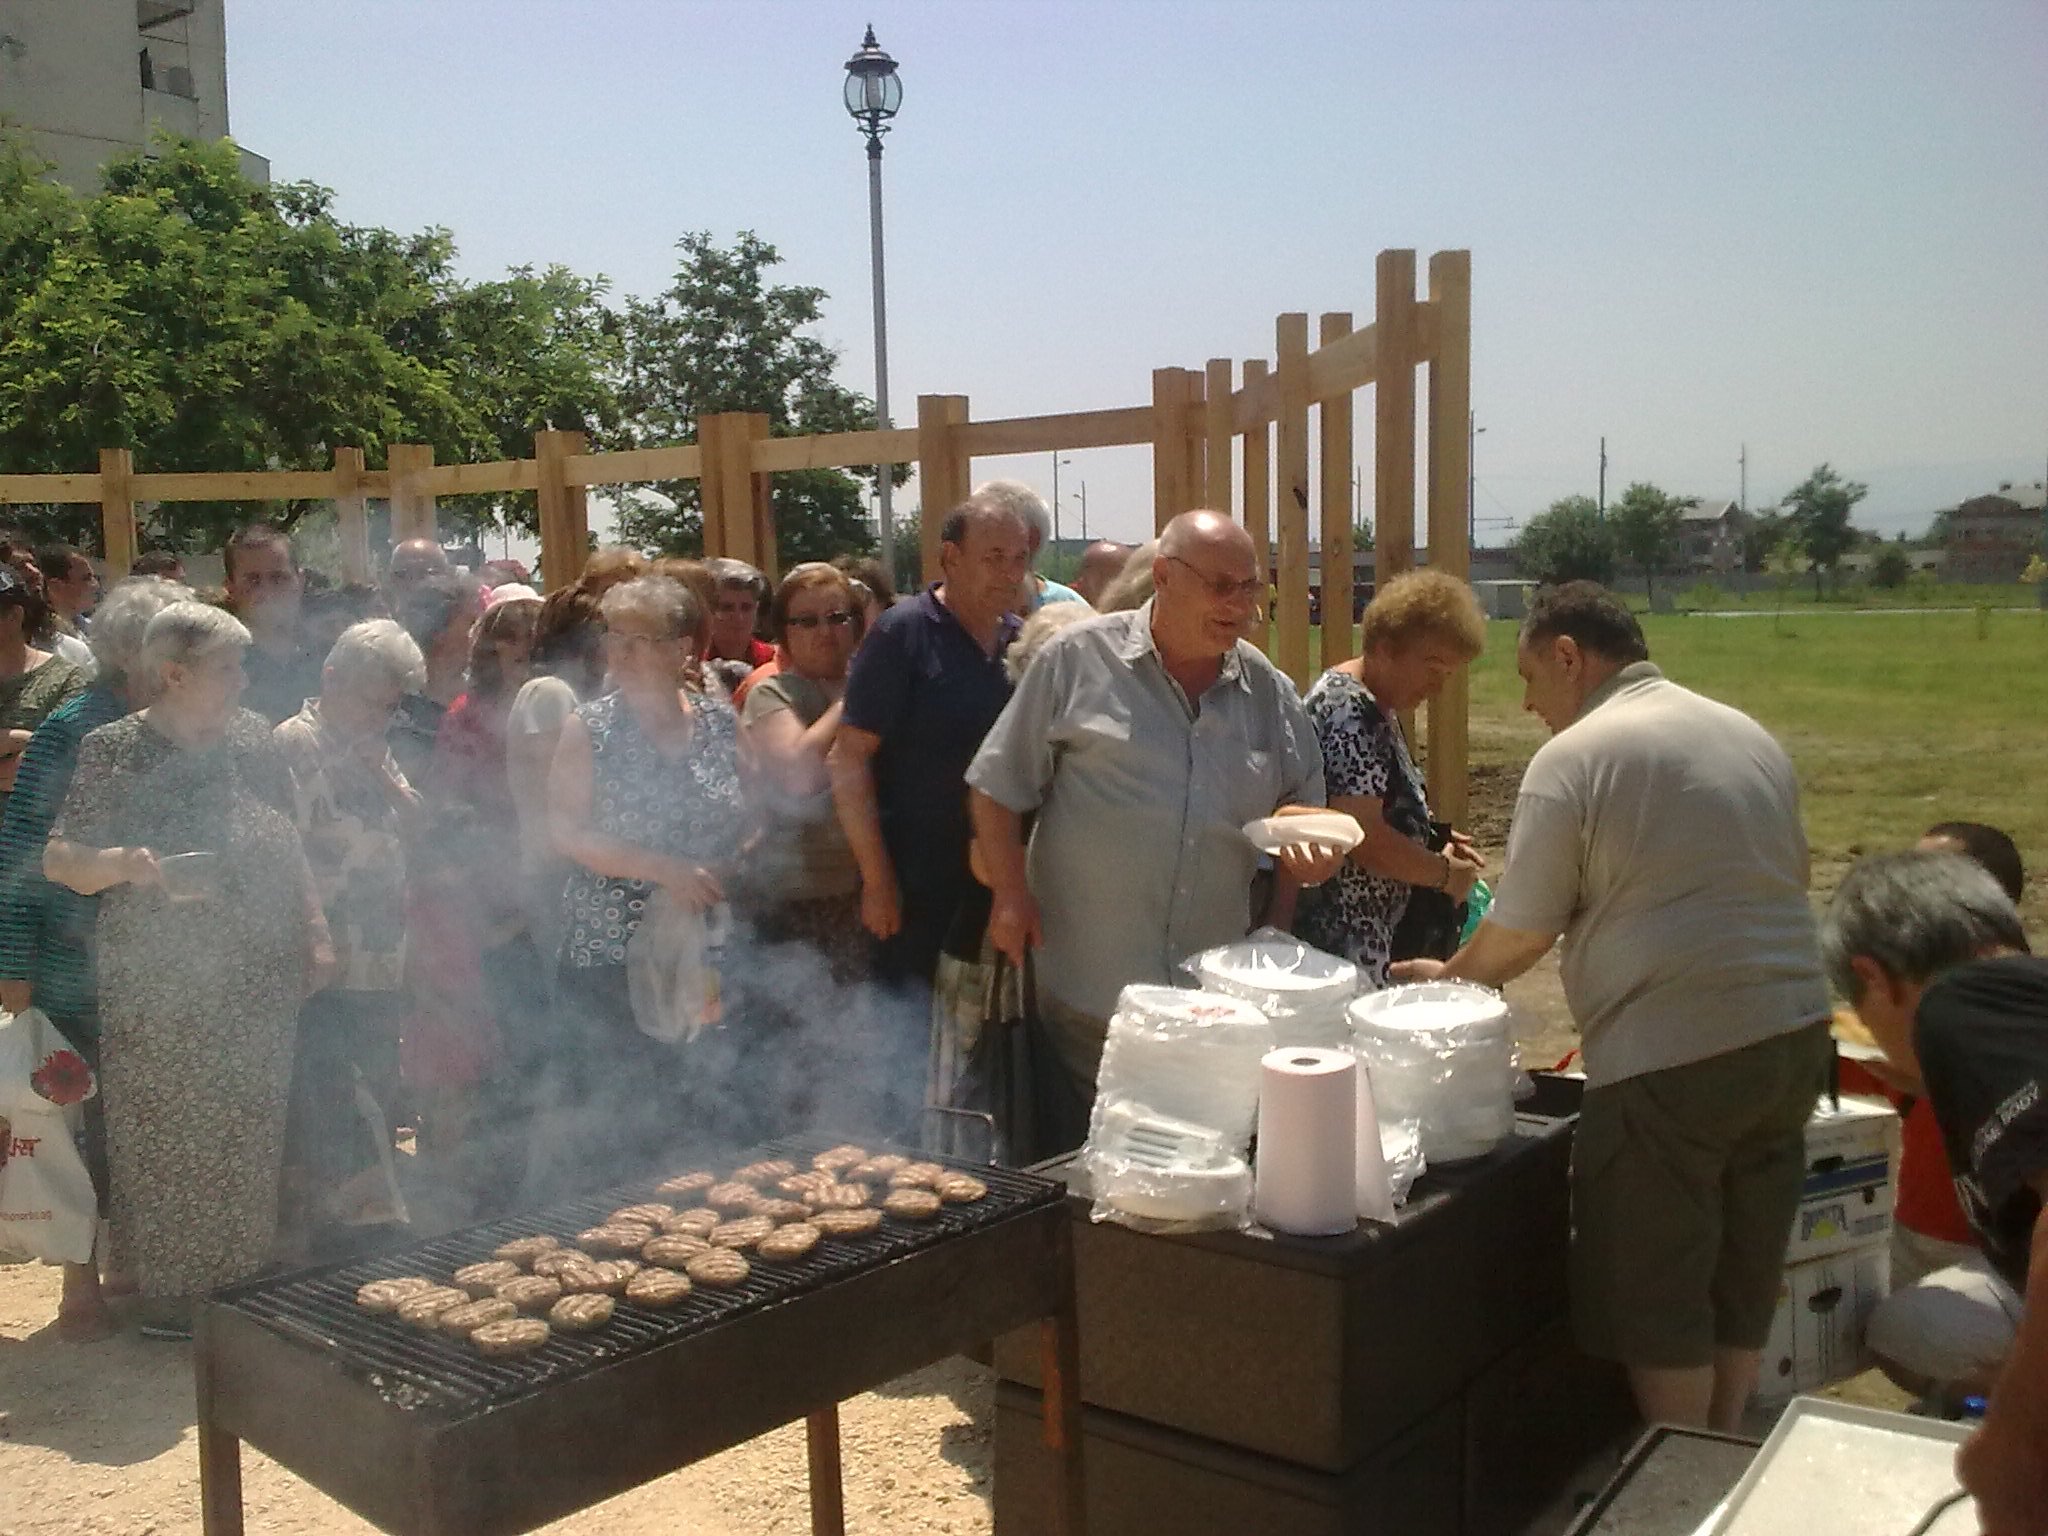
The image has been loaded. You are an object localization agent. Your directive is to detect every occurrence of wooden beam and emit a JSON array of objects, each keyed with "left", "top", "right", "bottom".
[
  {"left": 1319, "top": 312, "right": 1356, "bottom": 667},
  {"left": 751, "top": 428, "right": 922, "bottom": 474},
  {"left": 917, "top": 395, "right": 970, "bottom": 586},
  {"left": 1204, "top": 359, "right": 1235, "bottom": 514},
  {"left": 1182, "top": 369, "right": 1208, "bottom": 516},
  {"left": 387, "top": 443, "right": 436, "bottom": 542},
  {"left": 1240, "top": 359, "right": 1271, "bottom": 652},
  {"left": 356, "top": 472, "right": 392, "bottom": 500},
  {"left": 1375, "top": 249, "right": 1418, "bottom": 586},
  {"left": 423, "top": 459, "right": 538, "bottom": 497},
  {"left": 98, "top": 449, "right": 136, "bottom": 578},
  {"left": 1151, "top": 368, "right": 1193, "bottom": 535},
  {"left": 535, "top": 428, "right": 589, "bottom": 591},
  {"left": 1274, "top": 314, "right": 1313, "bottom": 689},
  {"left": 334, "top": 447, "right": 370, "bottom": 585},
  {"left": 564, "top": 445, "right": 702, "bottom": 487},
  {"left": 1424, "top": 250, "right": 1474, "bottom": 825},
  {"left": 131, "top": 470, "right": 338, "bottom": 501},
  {"left": 1305, "top": 322, "right": 1379, "bottom": 404},
  {"left": 0, "top": 474, "right": 103, "bottom": 505},
  {"left": 954, "top": 405, "right": 1152, "bottom": 458}
]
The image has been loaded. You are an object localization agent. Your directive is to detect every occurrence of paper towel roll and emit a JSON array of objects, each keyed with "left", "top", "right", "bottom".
[
  {"left": 1254, "top": 1047, "right": 1358, "bottom": 1237},
  {"left": 1353, "top": 1053, "right": 1397, "bottom": 1223}
]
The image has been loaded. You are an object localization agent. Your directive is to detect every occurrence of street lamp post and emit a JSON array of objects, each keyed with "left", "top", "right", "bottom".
[
  {"left": 1051, "top": 454, "right": 1071, "bottom": 546},
  {"left": 844, "top": 25, "right": 902, "bottom": 580},
  {"left": 1467, "top": 412, "right": 1486, "bottom": 556},
  {"left": 1078, "top": 481, "right": 1088, "bottom": 541}
]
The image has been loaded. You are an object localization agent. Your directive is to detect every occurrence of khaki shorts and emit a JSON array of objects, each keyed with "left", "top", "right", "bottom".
[{"left": 1571, "top": 1023, "right": 1831, "bottom": 1369}]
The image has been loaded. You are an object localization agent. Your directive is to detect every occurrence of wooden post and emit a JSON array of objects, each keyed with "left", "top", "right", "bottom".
[
  {"left": 1425, "top": 250, "right": 1474, "bottom": 824},
  {"left": 535, "top": 429, "right": 589, "bottom": 591},
  {"left": 1319, "top": 312, "right": 1357, "bottom": 666},
  {"left": 745, "top": 413, "right": 779, "bottom": 581},
  {"left": 1275, "top": 314, "right": 1313, "bottom": 688},
  {"left": 387, "top": 443, "right": 436, "bottom": 543},
  {"left": 1182, "top": 368, "right": 1207, "bottom": 513},
  {"left": 1374, "top": 250, "right": 1418, "bottom": 587},
  {"left": 1151, "top": 367, "right": 1193, "bottom": 534},
  {"left": 916, "top": 394, "right": 970, "bottom": 587},
  {"left": 804, "top": 1406, "right": 847, "bottom": 1536},
  {"left": 697, "top": 413, "right": 757, "bottom": 565},
  {"left": 98, "top": 448, "right": 136, "bottom": 578},
  {"left": 333, "top": 447, "right": 370, "bottom": 584},
  {"left": 1240, "top": 359, "right": 1271, "bottom": 651},
  {"left": 1204, "top": 358, "right": 1234, "bottom": 514}
]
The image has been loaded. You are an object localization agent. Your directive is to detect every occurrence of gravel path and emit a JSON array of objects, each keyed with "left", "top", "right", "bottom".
[{"left": 0, "top": 1260, "right": 998, "bottom": 1536}]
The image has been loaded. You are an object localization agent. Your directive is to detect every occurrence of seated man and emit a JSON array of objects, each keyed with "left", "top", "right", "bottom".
[{"left": 1821, "top": 851, "right": 2047, "bottom": 1535}]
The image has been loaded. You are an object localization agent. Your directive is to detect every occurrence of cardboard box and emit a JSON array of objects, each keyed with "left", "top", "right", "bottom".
[
  {"left": 1782, "top": 1095, "right": 1899, "bottom": 1264},
  {"left": 1757, "top": 1241, "right": 1891, "bottom": 1400}
]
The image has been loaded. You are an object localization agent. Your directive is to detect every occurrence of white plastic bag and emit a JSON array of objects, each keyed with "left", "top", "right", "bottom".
[
  {"left": 0, "top": 1008, "right": 99, "bottom": 1264},
  {"left": 626, "top": 890, "right": 717, "bottom": 1045}
]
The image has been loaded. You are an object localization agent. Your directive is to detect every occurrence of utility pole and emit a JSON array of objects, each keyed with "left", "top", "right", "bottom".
[
  {"left": 1598, "top": 437, "right": 1608, "bottom": 514},
  {"left": 1078, "top": 482, "right": 1088, "bottom": 542},
  {"left": 1739, "top": 443, "right": 1748, "bottom": 513},
  {"left": 1051, "top": 453, "right": 1060, "bottom": 548},
  {"left": 1468, "top": 412, "right": 1486, "bottom": 554}
]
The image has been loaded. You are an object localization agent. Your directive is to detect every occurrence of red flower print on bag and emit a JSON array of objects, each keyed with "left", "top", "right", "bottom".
[{"left": 30, "top": 1048, "right": 94, "bottom": 1107}]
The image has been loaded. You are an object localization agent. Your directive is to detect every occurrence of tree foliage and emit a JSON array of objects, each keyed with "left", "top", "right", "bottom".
[
  {"left": 0, "top": 132, "right": 622, "bottom": 549},
  {"left": 1513, "top": 495, "right": 1615, "bottom": 586},
  {"left": 1869, "top": 544, "right": 1913, "bottom": 589},
  {"left": 613, "top": 231, "right": 899, "bottom": 565},
  {"left": 1606, "top": 481, "right": 1693, "bottom": 601},
  {"left": 1781, "top": 463, "right": 1867, "bottom": 599}
]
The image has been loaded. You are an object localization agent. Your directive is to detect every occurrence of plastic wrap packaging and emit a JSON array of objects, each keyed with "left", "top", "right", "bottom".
[
  {"left": 1348, "top": 981, "right": 1515, "bottom": 1165},
  {"left": 1184, "top": 929, "right": 1360, "bottom": 1050},
  {"left": 1083, "top": 984, "right": 1272, "bottom": 1233},
  {"left": 1380, "top": 1116, "right": 1425, "bottom": 1204}
]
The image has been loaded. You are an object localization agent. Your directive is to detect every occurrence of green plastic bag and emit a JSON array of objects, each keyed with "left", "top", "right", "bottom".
[{"left": 1459, "top": 878, "right": 1493, "bottom": 946}]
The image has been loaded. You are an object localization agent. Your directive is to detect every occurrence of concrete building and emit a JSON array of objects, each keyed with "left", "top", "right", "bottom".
[{"left": 0, "top": 1, "right": 266, "bottom": 190}]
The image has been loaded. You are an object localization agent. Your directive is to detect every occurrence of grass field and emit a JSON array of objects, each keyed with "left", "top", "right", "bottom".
[{"left": 1438, "top": 607, "right": 2048, "bottom": 924}]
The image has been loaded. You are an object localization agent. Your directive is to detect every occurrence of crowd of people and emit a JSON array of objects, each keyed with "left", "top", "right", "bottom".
[{"left": 0, "top": 484, "right": 2039, "bottom": 1534}]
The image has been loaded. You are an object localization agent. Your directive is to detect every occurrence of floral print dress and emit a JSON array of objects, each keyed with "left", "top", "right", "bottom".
[
  {"left": 1293, "top": 669, "right": 1436, "bottom": 987},
  {"left": 53, "top": 709, "right": 313, "bottom": 1298}
]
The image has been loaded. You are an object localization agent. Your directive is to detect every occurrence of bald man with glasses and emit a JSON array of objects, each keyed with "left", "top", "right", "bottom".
[{"left": 967, "top": 511, "right": 1340, "bottom": 1137}]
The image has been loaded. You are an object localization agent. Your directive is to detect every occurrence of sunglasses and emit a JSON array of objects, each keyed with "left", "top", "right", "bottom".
[{"left": 786, "top": 611, "right": 856, "bottom": 631}]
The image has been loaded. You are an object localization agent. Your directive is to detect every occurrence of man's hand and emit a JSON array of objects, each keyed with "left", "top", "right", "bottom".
[
  {"left": 307, "top": 932, "right": 339, "bottom": 997},
  {"left": 1278, "top": 842, "right": 1346, "bottom": 887},
  {"left": 115, "top": 847, "right": 162, "bottom": 889},
  {"left": 859, "top": 868, "right": 902, "bottom": 941},
  {"left": 1390, "top": 958, "right": 1448, "bottom": 983},
  {"left": 1442, "top": 844, "right": 1486, "bottom": 902},
  {"left": 1958, "top": 1421, "right": 2048, "bottom": 1536},
  {"left": 986, "top": 886, "right": 1043, "bottom": 968},
  {"left": 660, "top": 860, "right": 724, "bottom": 915},
  {"left": 0, "top": 980, "right": 29, "bottom": 1016}
]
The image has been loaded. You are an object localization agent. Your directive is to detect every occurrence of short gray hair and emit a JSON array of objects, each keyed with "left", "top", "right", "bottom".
[
  {"left": 88, "top": 576, "right": 196, "bottom": 680},
  {"left": 323, "top": 619, "right": 426, "bottom": 695},
  {"left": 1820, "top": 849, "right": 2029, "bottom": 999},
  {"left": 142, "top": 601, "right": 251, "bottom": 678},
  {"left": 601, "top": 574, "right": 701, "bottom": 642},
  {"left": 973, "top": 479, "right": 1052, "bottom": 547},
  {"left": 705, "top": 558, "right": 767, "bottom": 600}
]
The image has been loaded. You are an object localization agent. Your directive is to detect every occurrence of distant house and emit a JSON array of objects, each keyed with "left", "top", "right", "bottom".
[
  {"left": 1674, "top": 501, "right": 1749, "bottom": 574},
  {"left": 1944, "top": 481, "right": 2046, "bottom": 581}
]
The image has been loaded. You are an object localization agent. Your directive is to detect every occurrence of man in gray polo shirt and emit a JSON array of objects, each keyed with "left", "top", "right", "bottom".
[
  {"left": 1397, "top": 581, "right": 1831, "bottom": 1432},
  {"left": 967, "top": 510, "right": 1340, "bottom": 1137}
]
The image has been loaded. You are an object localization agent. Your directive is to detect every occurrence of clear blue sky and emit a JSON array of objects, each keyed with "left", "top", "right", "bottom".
[{"left": 228, "top": 0, "right": 2047, "bottom": 546}]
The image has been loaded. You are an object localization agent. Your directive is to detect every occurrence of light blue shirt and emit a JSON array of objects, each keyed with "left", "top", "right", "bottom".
[
  {"left": 967, "top": 603, "right": 1325, "bottom": 1019},
  {"left": 1034, "top": 577, "right": 1087, "bottom": 609}
]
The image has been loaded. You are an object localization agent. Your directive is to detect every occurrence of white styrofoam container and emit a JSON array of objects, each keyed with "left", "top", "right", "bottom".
[
  {"left": 1756, "top": 1241, "right": 1891, "bottom": 1401},
  {"left": 1801, "top": 1094, "right": 1900, "bottom": 1182}
]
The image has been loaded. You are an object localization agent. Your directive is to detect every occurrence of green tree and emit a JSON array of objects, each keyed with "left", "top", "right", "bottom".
[
  {"left": 1513, "top": 495, "right": 1615, "bottom": 586},
  {"left": 1739, "top": 509, "right": 1787, "bottom": 573},
  {"left": 1352, "top": 514, "right": 1375, "bottom": 552},
  {"left": 1781, "top": 463, "right": 1867, "bottom": 599},
  {"left": 614, "top": 231, "right": 899, "bottom": 565},
  {"left": 1606, "top": 481, "right": 1692, "bottom": 602},
  {"left": 0, "top": 132, "right": 621, "bottom": 550},
  {"left": 1869, "top": 544, "right": 1912, "bottom": 589}
]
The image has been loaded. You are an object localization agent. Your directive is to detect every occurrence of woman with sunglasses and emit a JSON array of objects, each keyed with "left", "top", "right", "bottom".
[{"left": 739, "top": 563, "right": 867, "bottom": 975}]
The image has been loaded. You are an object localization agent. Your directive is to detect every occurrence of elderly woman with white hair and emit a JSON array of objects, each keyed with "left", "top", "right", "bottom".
[
  {"left": 273, "top": 620, "right": 426, "bottom": 1245},
  {"left": 45, "top": 601, "right": 328, "bottom": 1335},
  {"left": 548, "top": 576, "right": 749, "bottom": 1179},
  {"left": 0, "top": 575, "right": 191, "bottom": 1340}
]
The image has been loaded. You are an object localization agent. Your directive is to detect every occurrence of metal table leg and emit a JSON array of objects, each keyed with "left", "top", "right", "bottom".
[
  {"left": 806, "top": 1404, "right": 847, "bottom": 1536},
  {"left": 197, "top": 1419, "right": 245, "bottom": 1536}
]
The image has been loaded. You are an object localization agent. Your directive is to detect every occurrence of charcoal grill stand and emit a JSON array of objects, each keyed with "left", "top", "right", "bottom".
[{"left": 194, "top": 1199, "right": 1083, "bottom": 1536}]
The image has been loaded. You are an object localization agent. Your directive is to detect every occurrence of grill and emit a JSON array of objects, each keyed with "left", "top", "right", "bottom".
[{"left": 194, "top": 1137, "right": 1085, "bottom": 1536}]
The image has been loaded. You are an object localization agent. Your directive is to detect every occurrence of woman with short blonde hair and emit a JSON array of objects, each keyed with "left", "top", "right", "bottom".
[{"left": 1291, "top": 570, "right": 1489, "bottom": 984}]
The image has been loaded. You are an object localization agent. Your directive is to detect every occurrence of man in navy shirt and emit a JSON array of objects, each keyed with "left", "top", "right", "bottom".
[
  {"left": 831, "top": 497, "right": 1030, "bottom": 1003},
  {"left": 1822, "top": 850, "right": 2048, "bottom": 1536}
]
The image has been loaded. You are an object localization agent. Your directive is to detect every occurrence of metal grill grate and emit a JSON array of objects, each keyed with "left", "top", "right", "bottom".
[{"left": 213, "top": 1138, "right": 1062, "bottom": 1418}]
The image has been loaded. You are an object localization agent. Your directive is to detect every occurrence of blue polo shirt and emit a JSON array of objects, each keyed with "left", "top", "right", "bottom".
[{"left": 842, "top": 585, "right": 1019, "bottom": 893}]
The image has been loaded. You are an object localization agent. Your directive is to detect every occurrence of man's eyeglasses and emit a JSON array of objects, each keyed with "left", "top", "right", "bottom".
[
  {"left": 1166, "top": 556, "right": 1264, "bottom": 604},
  {"left": 786, "top": 611, "right": 856, "bottom": 631}
]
